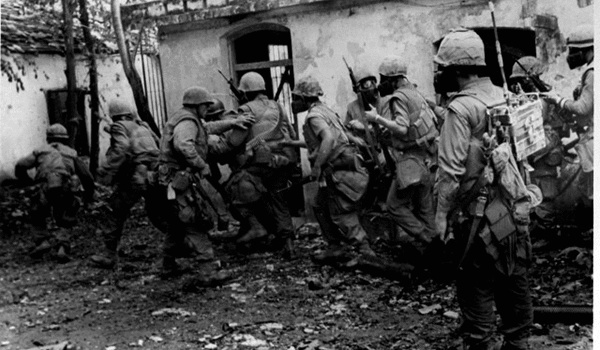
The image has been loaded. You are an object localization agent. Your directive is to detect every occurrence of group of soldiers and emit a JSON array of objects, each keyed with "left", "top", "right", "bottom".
[{"left": 15, "top": 24, "right": 593, "bottom": 350}]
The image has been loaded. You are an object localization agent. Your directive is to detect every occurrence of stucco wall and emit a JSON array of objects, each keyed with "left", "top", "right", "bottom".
[
  {"left": 158, "top": 0, "right": 592, "bottom": 117},
  {"left": 0, "top": 54, "right": 136, "bottom": 181}
]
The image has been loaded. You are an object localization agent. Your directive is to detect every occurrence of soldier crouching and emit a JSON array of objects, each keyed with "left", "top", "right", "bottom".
[{"left": 15, "top": 123, "right": 95, "bottom": 262}]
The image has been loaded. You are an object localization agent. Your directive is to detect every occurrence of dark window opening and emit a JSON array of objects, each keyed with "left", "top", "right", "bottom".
[
  {"left": 471, "top": 27, "right": 536, "bottom": 87},
  {"left": 45, "top": 90, "right": 89, "bottom": 156},
  {"left": 230, "top": 25, "right": 304, "bottom": 215}
]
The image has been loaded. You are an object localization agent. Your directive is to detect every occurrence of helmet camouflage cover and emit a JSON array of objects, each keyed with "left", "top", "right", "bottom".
[
  {"left": 434, "top": 28, "right": 486, "bottom": 67},
  {"left": 378, "top": 56, "right": 408, "bottom": 77},
  {"left": 293, "top": 76, "right": 324, "bottom": 97},
  {"left": 510, "top": 56, "right": 546, "bottom": 79}
]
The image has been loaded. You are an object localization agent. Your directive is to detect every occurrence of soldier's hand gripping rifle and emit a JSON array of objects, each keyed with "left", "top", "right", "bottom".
[
  {"left": 218, "top": 70, "right": 246, "bottom": 103},
  {"left": 342, "top": 58, "right": 384, "bottom": 173}
]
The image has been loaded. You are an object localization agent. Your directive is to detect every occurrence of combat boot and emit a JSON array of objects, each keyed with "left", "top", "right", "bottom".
[
  {"left": 312, "top": 244, "right": 352, "bottom": 264},
  {"left": 90, "top": 249, "right": 117, "bottom": 269},
  {"left": 236, "top": 215, "right": 268, "bottom": 244},
  {"left": 282, "top": 237, "right": 297, "bottom": 260},
  {"left": 356, "top": 241, "right": 376, "bottom": 258}
]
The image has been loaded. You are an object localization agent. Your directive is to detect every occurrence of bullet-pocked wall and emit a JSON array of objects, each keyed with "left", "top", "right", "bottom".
[{"left": 157, "top": 0, "right": 593, "bottom": 117}]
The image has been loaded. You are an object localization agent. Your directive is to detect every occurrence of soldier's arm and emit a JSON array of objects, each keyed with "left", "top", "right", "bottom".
[
  {"left": 173, "top": 120, "right": 209, "bottom": 172},
  {"left": 100, "top": 122, "right": 130, "bottom": 178},
  {"left": 309, "top": 117, "right": 334, "bottom": 171},
  {"left": 436, "top": 109, "right": 471, "bottom": 213},
  {"left": 205, "top": 113, "right": 256, "bottom": 135},
  {"left": 561, "top": 70, "right": 593, "bottom": 118},
  {"left": 366, "top": 98, "right": 408, "bottom": 136},
  {"left": 14, "top": 153, "right": 37, "bottom": 181}
]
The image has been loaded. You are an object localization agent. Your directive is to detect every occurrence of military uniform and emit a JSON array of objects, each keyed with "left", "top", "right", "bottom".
[
  {"left": 210, "top": 72, "right": 296, "bottom": 257},
  {"left": 434, "top": 29, "right": 534, "bottom": 350},
  {"left": 157, "top": 87, "right": 221, "bottom": 272},
  {"left": 91, "top": 103, "right": 166, "bottom": 267},
  {"left": 15, "top": 124, "right": 95, "bottom": 259},
  {"left": 294, "top": 76, "right": 373, "bottom": 257},
  {"left": 378, "top": 80, "right": 438, "bottom": 244},
  {"left": 543, "top": 24, "right": 594, "bottom": 204}
]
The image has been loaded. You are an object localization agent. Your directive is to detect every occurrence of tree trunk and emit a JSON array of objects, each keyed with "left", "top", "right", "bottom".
[
  {"left": 110, "top": 0, "right": 160, "bottom": 136},
  {"left": 61, "top": 0, "right": 80, "bottom": 148},
  {"left": 78, "top": 0, "right": 100, "bottom": 175}
]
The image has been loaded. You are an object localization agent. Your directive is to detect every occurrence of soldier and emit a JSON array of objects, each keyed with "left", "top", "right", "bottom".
[
  {"left": 542, "top": 24, "right": 594, "bottom": 203},
  {"left": 15, "top": 124, "right": 95, "bottom": 261},
  {"left": 211, "top": 72, "right": 297, "bottom": 259},
  {"left": 344, "top": 68, "right": 379, "bottom": 134},
  {"left": 203, "top": 98, "right": 256, "bottom": 231},
  {"left": 156, "top": 86, "right": 230, "bottom": 281},
  {"left": 292, "top": 76, "right": 375, "bottom": 259},
  {"left": 90, "top": 100, "right": 166, "bottom": 269},
  {"left": 433, "top": 29, "right": 534, "bottom": 350},
  {"left": 364, "top": 56, "right": 438, "bottom": 254}
]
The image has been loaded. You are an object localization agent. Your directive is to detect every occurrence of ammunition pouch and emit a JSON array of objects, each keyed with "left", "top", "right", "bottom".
[
  {"left": 485, "top": 196, "right": 517, "bottom": 243},
  {"left": 157, "top": 164, "right": 176, "bottom": 187},
  {"left": 324, "top": 152, "right": 369, "bottom": 208},
  {"left": 171, "top": 170, "right": 191, "bottom": 192},
  {"left": 394, "top": 153, "right": 429, "bottom": 191},
  {"left": 225, "top": 169, "right": 267, "bottom": 205}
]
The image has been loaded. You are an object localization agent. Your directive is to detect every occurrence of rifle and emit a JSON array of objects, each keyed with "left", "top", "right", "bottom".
[
  {"left": 342, "top": 57, "right": 382, "bottom": 172},
  {"left": 275, "top": 176, "right": 315, "bottom": 194},
  {"left": 511, "top": 56, "right": 549, "bottom": 93},
  {"left": 218, "top": 70, "right": 246, "bottom": 103},
  {"left": 274, "top": 66, "right": 292, "bottom": 102}
]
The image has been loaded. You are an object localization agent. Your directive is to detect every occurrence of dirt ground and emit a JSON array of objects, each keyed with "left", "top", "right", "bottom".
[{"left": 0, "top": 185, "right": 593, "bottom": 350}]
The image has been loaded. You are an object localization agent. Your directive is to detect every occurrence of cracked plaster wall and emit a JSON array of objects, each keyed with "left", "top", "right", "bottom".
[
  {"left": 1, "top": 55, "right": 136, "bottom": 180},
  {"left": 158, "top": 0, "right": 592, "bottom": 118}
]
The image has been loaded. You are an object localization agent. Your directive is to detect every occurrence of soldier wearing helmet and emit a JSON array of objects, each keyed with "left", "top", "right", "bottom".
[
  {"left": 344, "top": 68, "right": 379, "bottom": 130},
  {"left": 542, "top": 24, "right": 594, "bottom": 202},
  {"left": 508, "top": 56, "right": 551, "bottom": 94},
  {"left": 15, "top": 123, "right": 95, "bottom": 262},
  {"left": 363, "top": 55, "right": 438, "bottom": 260},
  {"left": 293, "top": 75, "right": 376, "bottom": 260},
  {"left": 210, "top": 71, "right": 297, "bottom": 260},
  {"left": 433, "top": 28, "right": 534, "bottom": 350},
  {"left": 155, "top": 86, "right": 231, "bottom": 283},
  {"left": 90, "top": 99, "right": 167, "bottom": 269}
]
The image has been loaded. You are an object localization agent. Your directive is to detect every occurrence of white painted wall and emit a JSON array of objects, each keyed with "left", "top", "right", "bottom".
[{"left": 0, "top": 54, "right": 136, "bottom": 181}]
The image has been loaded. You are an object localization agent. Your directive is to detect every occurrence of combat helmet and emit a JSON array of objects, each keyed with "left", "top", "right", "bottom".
[
  {"left": 355, "top": 67, "right": 377, "bottom": 83},
  {"left": 238, "top": 72, "right": 266, "bottom": 92},
  {"left": 378, "top": 56, "right": 408, "bottom": 77},
  {"left": 293, "top": 76, "right": 324, "bottom": 97},
  {"left": 206, "top": 98, "right": 225, "bottom": 118},
  {"left": 182, "top": 86, "right": 213, "bottom": 105},
  {"left": 108, "top": 100, "right": 133, "bottom": 120},
  {"left": 567, "top": 24, "right": 593, "bottom": 48},
  {"left": 510, "top": 56, "right": 546, "bottom": 79},
  {"left": 47, "top": 123, "right": 69, "bottom": 140},
  {"left": 434, "top": 28, "right": 486, "bottom": 67}
]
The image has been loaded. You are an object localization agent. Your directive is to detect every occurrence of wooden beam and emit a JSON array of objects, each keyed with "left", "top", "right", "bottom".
[{"left": 234, "top": 59, "right": 292, "bottom": 71}]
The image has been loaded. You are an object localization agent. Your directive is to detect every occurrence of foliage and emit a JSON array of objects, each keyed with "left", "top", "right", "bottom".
[{"left": 0, "top": 0, "right": 157, "bottom": 90}]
